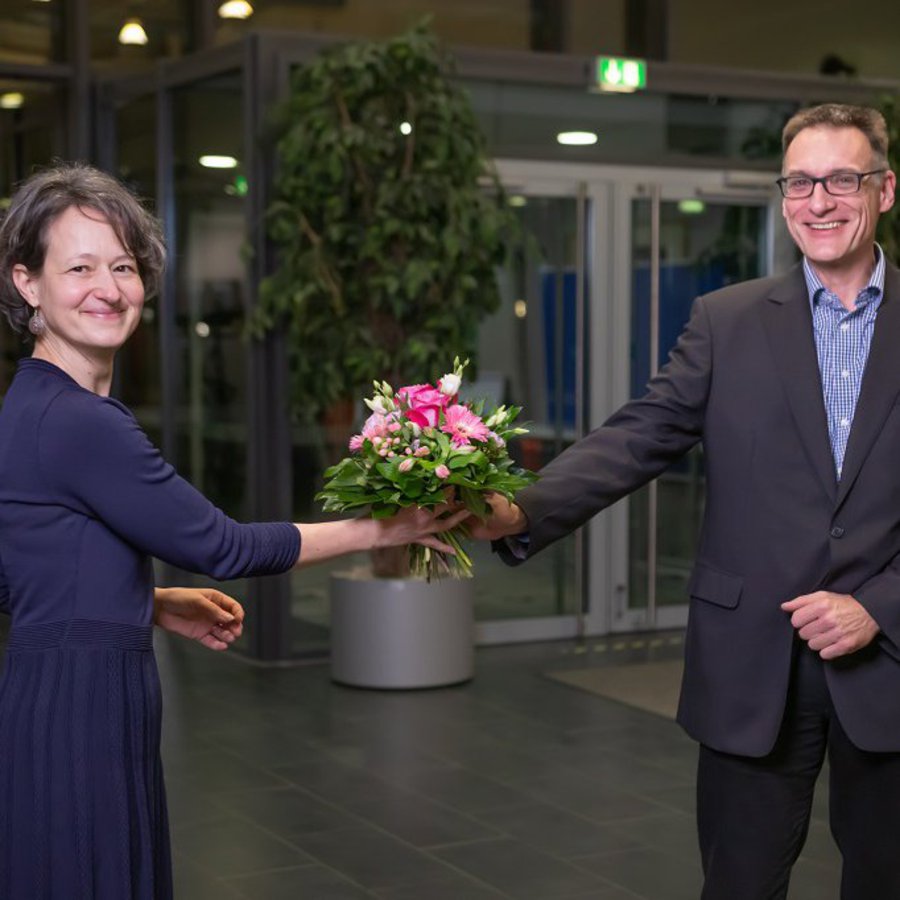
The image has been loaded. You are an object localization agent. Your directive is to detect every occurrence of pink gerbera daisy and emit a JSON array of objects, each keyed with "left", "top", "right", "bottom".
[{"left": 441, "top": 405, "right": 490, "bottom": 447}]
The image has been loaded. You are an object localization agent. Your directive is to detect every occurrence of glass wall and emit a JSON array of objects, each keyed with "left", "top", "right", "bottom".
[
  {"left": 0, "top": 0, "right": 64, "bottom": 65},
  {"left": 469, "top": 195, "right": 583, "bottom": 621},
  {"left": 627, "top": 197, "right": 767, "bottom": 612},
  {"left": 113, "top": 95, "right": 161, "bottom": 441},
  {"left": 468, "top": 80, "right": 797, "bottom": 169}
]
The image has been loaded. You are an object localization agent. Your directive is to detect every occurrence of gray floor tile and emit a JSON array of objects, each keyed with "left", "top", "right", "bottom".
[
  {"left": 576, "top": 846, "right": 703, "bottom": 900},
  {"left": 217, "top": 785, "right": 359, "bottom": 836},
  {"left": 226, "top": 865, "right": 374, "bottom": 899},
  {"left": 150, "top": 634, "right": 849, "bottom": 898},
  {"left": 291, "top": 825, "right": 457, "bottom": 890},
  {"left": 473, "top": 801, "right": 645, "bottom": 860},
  {"left": 176, "top": 813, "right": 316, "bottom": 878},
  {"left": 433, "top": 836, "right": 614, "bottom": 899}
]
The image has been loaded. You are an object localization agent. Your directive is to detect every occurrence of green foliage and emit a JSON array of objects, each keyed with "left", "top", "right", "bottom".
[
  {"left": 877, "top": 94, "right": 900, "bottom": 263},
  {"left": 250, "top": 23, "right": 519, "bottom": 420}
]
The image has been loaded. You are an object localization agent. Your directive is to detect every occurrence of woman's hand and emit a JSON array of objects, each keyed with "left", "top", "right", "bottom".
[
  {"left": 153, "top": 587, "right": 244, "bottom": 651},
  {"left": 293, "top": 503, "right": 469, "bottom": 568},
  {"left": 372, "top": 503, "right": 470, "bottom": 552}
]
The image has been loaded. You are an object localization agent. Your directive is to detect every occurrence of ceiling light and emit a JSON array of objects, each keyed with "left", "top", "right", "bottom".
[
  {"left": 399, "top": 121, "right": 412, "bottom": 135},
  {"left": 118, "top": 19, "right": 148, "bottom": 46},
  {"left": 556, "top": 131, "right": 598, "bottom": 146},
  {"left": 218, "top": 0, "right": 254, "bottom": 19},
  {"left": 199, "top": 155, "right": 238, "bottom": 169},
  {"left": 678, "top": 199, "right": 706, "bottom": 215},
  {"left": 0, "top": 93, "right": 25, "bottom": 110}
]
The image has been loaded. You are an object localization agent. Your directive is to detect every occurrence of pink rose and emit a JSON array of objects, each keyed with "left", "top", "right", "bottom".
[
  {"left": 405, "top": 405, "right": 441, "bottom": 429},
  {"left": 435, "top": 464, "right": 450, "bottom": 479},
  {"left": 398, "top": 384, "right": 449, "bottom": 409},
  {"left": 398, "top": 458, "right": 414, "bottom": 473}
]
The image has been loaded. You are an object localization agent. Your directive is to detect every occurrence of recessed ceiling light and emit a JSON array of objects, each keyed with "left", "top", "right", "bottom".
[
  {"left": 556, "top": 131, "right": 598, "bottom": 146},
  {"left": 118, "top": 19, "right": 148, "bottom": 46},
  {"left": 199, "top": 155, "right": 238, "bottom": 169},
  {"left": 678, "top": 199, "right": 706, "bottom": 215},
  {"left": 218, "top": 1, "right": 253, "bottom": 19},
  {"left": 0, "top": 93, "right": 25, "bottom": 110}
]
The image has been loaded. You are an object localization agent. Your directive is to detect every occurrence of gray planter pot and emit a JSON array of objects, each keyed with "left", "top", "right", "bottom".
[{"left": 329, "top": 571, "right": 474, "bottom": 689}]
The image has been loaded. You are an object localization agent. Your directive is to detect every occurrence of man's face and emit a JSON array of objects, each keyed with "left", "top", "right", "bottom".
[{"left": 781, "top": 125, "right": 895, "bottom": 275}]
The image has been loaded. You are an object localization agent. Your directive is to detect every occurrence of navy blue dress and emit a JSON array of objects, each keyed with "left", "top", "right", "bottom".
[{"left": 0, "top": 358, "right": 300, "bottom": 899}]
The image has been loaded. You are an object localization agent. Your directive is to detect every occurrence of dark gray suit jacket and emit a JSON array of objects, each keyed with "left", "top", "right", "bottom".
[{"left": 510, "top": 262, "right": 900, "bottom": 755}]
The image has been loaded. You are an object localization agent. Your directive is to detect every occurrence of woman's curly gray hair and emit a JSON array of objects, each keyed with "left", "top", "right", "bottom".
[{"left": 0, "top": 162, "right": 166, "bottom": 335}]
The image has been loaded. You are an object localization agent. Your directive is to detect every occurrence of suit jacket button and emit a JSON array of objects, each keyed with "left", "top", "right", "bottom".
[{"left": 830, "top": 525, "right": 845, "bottom": 539}]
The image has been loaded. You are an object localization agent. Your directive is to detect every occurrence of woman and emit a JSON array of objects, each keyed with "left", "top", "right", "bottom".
[{"left": 0, "top": 162, "right": 461, "bottom": 899}]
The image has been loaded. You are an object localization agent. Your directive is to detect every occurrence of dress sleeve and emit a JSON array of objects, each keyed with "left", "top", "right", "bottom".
[
  {"left": 0, "top": 553, "right": 9, "bottom": 615},
  {"left": 37, "top": 391, "right": 300, "bottom": 580}
]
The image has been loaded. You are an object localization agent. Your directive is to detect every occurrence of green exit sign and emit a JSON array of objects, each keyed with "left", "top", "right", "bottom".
[{"left": 594, "top": 56, "right": 647, "bottom": 93}]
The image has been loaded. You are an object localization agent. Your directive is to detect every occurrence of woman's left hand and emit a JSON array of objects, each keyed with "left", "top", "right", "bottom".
[{"left": 153, "top": 587, "right": 244, "bottom": 651}]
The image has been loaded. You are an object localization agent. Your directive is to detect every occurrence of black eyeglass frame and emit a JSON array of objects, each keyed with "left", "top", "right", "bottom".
[{"left": 775, "top": 169, "right": 887, "bottom": 199}]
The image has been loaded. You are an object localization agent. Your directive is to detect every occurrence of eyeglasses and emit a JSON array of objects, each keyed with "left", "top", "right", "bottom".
[{"left": 776, "top": 169, "right": 886, "bottom": 199}]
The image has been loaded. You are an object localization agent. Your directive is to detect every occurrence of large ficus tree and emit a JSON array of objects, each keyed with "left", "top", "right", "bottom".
[{"left": 252, "top": 23, "right": 518, "bottom": 421}]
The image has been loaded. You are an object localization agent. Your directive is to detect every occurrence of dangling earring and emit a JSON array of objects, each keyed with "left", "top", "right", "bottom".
[{"left": 28, "top": 308, "right": 46, "bottom": 337}]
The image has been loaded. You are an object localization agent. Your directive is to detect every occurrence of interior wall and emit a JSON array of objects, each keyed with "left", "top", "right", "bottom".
[{"left": 669, "top": 0, "right": 900, "bottom": 80}]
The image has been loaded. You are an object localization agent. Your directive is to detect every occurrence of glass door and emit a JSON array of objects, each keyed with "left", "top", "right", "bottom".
[
  {"left": 474, "top": 170, "right": 592, "bottom": 643},
  {"left": 622, "top": 191, "right": 770, "bottom": 629},
  {"left": 494, "top": 160, "right": 782, "bottom": 641}
]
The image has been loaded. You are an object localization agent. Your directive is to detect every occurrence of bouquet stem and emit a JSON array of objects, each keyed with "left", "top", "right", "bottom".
[{"left": 409, "top": 524, "right": 473, "bottom": 581}]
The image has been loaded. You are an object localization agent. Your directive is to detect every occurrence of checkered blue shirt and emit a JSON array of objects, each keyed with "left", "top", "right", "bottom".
[{"left": 804, "top": 245, "right": 886, "bottom": 479}]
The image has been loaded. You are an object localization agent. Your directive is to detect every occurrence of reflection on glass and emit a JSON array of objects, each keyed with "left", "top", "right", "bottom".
[
  {"left": 114, "top": 96, "right": 161, "bottom": 442},
  {"left": 0, "top": 1, "right": 63, "bottom": 64},
  {"left": 170, "top": 76, "right": 247, "bottom": 517},
  {"left": 470, "top": 195, "right": 583, "bottom": 621},
  {"left": 629, "top": 198, "right": 765, "bottom": 611},
  {"left": 467, "top": 80, "right": 795, "bottom": 168},
  {"left": 0, "top": 80, "right": 65, "bottom": 390}
]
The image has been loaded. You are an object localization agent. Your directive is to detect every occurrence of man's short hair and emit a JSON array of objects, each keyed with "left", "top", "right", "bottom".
[{"left": 782, "top": 103, "right": 889, "bottom": 168}]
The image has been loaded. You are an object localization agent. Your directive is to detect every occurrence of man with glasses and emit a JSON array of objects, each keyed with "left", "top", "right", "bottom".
[{"left": 476, "top": 104, "right": 898, "bottom": 899}]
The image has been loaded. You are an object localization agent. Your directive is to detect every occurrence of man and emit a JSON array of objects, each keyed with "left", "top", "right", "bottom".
[{"left": 477, "top": 104, "right": 899, "bottom": 899}]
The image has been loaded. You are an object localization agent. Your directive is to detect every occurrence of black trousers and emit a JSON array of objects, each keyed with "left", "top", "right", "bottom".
[{"left": 697, "top": 643, "right": 900, "bottom": 900}]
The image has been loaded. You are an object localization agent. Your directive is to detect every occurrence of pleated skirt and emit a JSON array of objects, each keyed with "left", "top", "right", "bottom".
[{"left": 0, "top": 620, "right": 172, "bottom": 900}]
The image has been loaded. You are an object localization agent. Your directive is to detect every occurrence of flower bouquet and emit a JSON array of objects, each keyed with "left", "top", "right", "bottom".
[{"left": 317, "top": 359, "right": 538, "bottom": 580}]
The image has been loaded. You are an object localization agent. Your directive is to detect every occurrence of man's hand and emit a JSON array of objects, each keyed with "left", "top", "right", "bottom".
[
  {"left": 781, "top": 591, "right": 880, "bottom": 659},
  {"left": 154, "top": 587, "right": 244, "bottom": 651},
  {"left": 466, "top": 493, "right": 529, "bottom": 541}
]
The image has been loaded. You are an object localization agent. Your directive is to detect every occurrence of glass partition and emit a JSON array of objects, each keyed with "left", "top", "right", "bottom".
[
  {"left": 0, "top": 0, "right": 64, "bottom": 65},
  {"left": 113, "top": 95, "right": 161, "bottom": 443},
  {"left": 468, "top": 80, "right": 796, "bottom": 169},
  {"left": 628, "top": 196, "right": 766, "bottom": 613},
  {"left": 0, "top": 79, "right": 67, "bottom": 391},
  {"left": 470, "top": 195, "right": 584, "bottom": 622}
]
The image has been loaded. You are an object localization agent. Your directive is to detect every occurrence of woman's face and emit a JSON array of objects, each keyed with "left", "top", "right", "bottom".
[{"left": 13, "top": 205, "right": 145, "bottom": 357}]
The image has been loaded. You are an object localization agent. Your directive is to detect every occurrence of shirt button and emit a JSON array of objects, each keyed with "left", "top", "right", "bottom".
[
  {"left": 840, "top": 418, "right": 849, "bottom": 427},
  {"left": 841, "top": 369, "right": 850, "bottom": 378},
  {"left": 840, "top": 322, "right": 850, "bottom": 332},
  {"left": 830, "top": 525, "right": 845, "bottom": 539}
]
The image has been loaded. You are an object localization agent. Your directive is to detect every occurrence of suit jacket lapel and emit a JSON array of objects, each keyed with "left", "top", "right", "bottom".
[
  {"left": 759, "top": 266, "right": 837, "bottom": 503},
  {"left": 836, "top": 264, "right": 900, "bottom": 508}
]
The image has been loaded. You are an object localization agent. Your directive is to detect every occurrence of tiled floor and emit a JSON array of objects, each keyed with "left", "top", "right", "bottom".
[{"left": 154, "top": 633, "right": 842, "bottom": 899}]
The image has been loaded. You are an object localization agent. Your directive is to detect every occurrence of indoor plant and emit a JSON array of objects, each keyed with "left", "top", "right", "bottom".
[
  {"left": 251, "top": 23, "right": 523, "bottom": 686},
  {"left": 251, "top": 21, "right": 519, "bottom": 423}
]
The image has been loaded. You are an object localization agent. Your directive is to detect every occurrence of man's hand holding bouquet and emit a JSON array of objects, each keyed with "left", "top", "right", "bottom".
[{"left": 317, "top": 359, "right": 537, "bottom": 580}]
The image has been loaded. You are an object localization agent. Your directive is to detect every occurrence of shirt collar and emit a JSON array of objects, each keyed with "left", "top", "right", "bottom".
[{"left": 805, "top": 244, "right": 885, "bottom": 312}]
